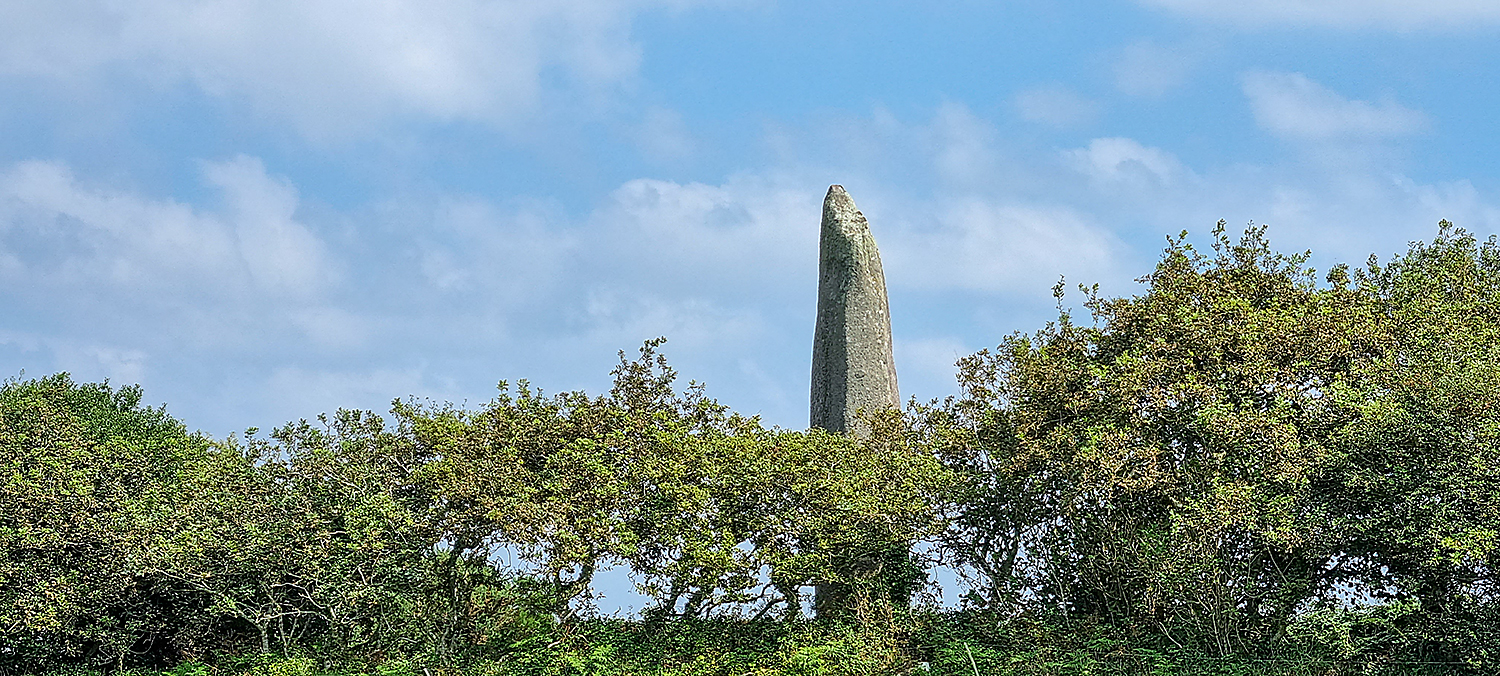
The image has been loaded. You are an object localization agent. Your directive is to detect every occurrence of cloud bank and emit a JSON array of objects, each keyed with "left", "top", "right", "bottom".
[
  {"left": 0, "top": 0, "right": 719, "bottom": 137},
  {"left": 3, "top": 97, "right": 1494, "bottom": 434}
]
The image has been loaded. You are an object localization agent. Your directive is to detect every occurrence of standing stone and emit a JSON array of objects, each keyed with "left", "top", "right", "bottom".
[
  {"left": 810, "top": 185, "right": 900, "bottom": 437},
  {"left": 809, "top": 184, "right": 901, "bottom": 620}
]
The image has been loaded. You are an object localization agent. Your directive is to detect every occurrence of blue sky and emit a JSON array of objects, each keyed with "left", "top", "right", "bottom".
[{"left": 5, "top": 0, "right": 1500, "bottom": 442}]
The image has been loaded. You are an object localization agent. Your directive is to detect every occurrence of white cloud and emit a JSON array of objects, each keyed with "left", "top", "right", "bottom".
[
  {"left": 1400, "top": 177, "right": 1500, "bottom": 228},
  {"left": 1251, "top": 173, "right": 1500, "bottom": 258},
  {"left": 0, "top": 0, "right": 721, "bottom": 138},
  {"left": 0, "top": 336, "right": 153, "bottom": 390},
  {"left": 0, "top": 155, "right": 332, "bottom": 299},
  {"left": 884, "top": 200, "right": 1119, "bottom": 295},
  {"left": 202, "top": 156, "right": 329, "bottom": 296},
  {"left": 0, "top": 330, "right": 42, "bottom": 355},
  {"left": 0, "top": 155, "right": 340, "bottom": 366},
  {"left": 1013, "top": 85, "right": 1099, "bottom": 128},
  {"left": 581, "top": 151, "right": 1121, "bottom": 302},
  {"left": 1056, "top": 134, "right": 1500, "bottom": 268},
  {"left": 628, "top": 103, "right": 1134, "bottom": 300},
  {"left": 580, "top": 290, "right": 767, "bottom": 349},
  {"left": 410, "top": 195, "right": 574, "bottom": 306},
  {"left": 289, "top": 307, "right": 371, "bottom": 349},
  {"left": 266, "top": 365, "right": 457, "bottom": 419},
  {"left": 1, "top": 161, "right": 230, "bottom": 289},
  {"left": 62, "top": 344, "right": 149, "bottom": 385},
  {"left": 586, "top": 175, "right": 819, "bottom": 294},
  {"left": 8, "top": 103, "right": 1497, "bottom": 440},
  {"left": 1139, "top": 0, "right": 1500, "bottom": 29},
  {"left": 1241, "top": 71, "right": 1427, "bottom": 141},
  {"left": 1113, "top": 41, "right": 1197, "bottom": 97},
  {"left": 636, "top": 106, "right": 695, "bottom": 162},
  {"left": 1066, "top": 137, "right": 1188, "bottom": 188},
  {"left": 929, "top": 103, "right": 1002, "bottom": 188}
]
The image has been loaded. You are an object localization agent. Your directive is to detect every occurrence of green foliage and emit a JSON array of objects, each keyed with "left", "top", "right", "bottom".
[
  {"left": 920, "top": 221, "right": 1498, "bottom": 666},
  {"left": 1325, "top": 223, "right": 1500, "bottom": 665},
  {"left": 398, "top": 339, "right": 950, "bottom": 628},
  {"left": 921, "top": 223, "right": 1374, "bottom": 645},
  {"left": 8, "top": 222, "right": 1500, "bottom": 673},
  {"left": 0, "top": 375, "right": 216, "bottom": 670},
  {"left": 4, "top": 338, "right": 952, "bottom": 672}
]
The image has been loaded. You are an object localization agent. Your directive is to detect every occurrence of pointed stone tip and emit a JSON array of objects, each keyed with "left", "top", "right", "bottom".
[
  {"left": 823, "top": 184, "right": 856, "bottom": 210},
  {"left": 821, "top": 184, "right": 866, "bottom": 235}
]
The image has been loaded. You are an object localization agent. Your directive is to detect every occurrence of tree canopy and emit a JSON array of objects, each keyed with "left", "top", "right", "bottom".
[
  {"left": 3, "top": 223, "right": 1497, "bottom": 674},
  {"left": 920, "top": 222, "right": 1498, "bottom": 664}
]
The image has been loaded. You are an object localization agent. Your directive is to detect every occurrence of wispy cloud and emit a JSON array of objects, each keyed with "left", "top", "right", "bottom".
[
  {"left": 0, "top": 0, "right": 725, "bottom": 139},
  {"left": 1013, "top": 85, "right": 1100, "bottom": 128},
  {"left": 1066, "top": 137, "right": 1189, "bottom": 188},
  {"left": 1241, "top": 71, "right": 1427, "bottom": 141},
  {"left": 1112, "top": 40, "right": 1199, "bottom": 97},
  {"left": 635, "top": 106, "right": 696, "bottom": 163},
  {"left": 1053, "top": 135, "right": 1500, "bottom": 267},
  {"left": 883, "top": 200, "right": 1120, "bottom": 295},
  {"left": 0, "top": 155, "right": 332, "bottom": 302},
  {"left": 1140, "top": 0, "right": 1500, "bottom": 29},
  {"left": 4, "top": 102, "right": 1495, "bottom": 436}
]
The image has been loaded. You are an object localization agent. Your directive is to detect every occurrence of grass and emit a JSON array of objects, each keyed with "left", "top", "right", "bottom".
[{"left": 47, "top": 614, "right": 1482, "bottom": 676}]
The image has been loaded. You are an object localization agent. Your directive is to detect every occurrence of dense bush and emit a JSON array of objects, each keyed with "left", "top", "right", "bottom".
[
  {"left": 917, "top": 222, "right": 1498, "bottom": 666},
  {"left": 3, "top": 224, "right": 1497, "bottom": 674},
  {"left": 0, "top": 375, "right": 219, "bottom": 669}
]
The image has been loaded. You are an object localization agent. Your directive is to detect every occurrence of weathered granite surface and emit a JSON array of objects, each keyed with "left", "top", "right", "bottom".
[{"left": 809, "top": 184, "right": 899, "bottom": 437}]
